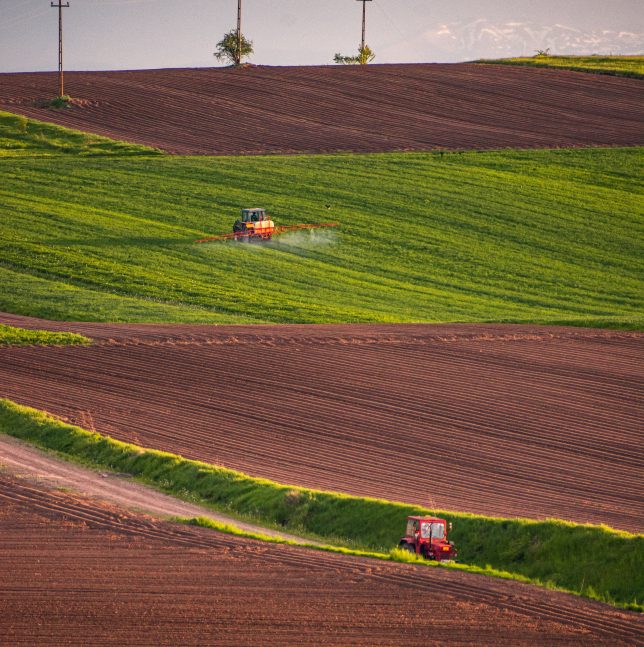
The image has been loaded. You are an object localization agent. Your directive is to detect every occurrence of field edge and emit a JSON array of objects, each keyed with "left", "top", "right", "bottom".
[
  {"left": 0, "top": 397, "right": 641, "bottom": 611},
  {"left": 475, "top": 55, "right": 644, "bottom": 79}
]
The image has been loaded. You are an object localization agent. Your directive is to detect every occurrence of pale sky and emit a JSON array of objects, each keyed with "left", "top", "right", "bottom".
[{"left": 0, "top": 0, "right": 642, "bottom": 73}]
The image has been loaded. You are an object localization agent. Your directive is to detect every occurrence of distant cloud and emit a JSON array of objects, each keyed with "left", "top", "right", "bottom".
[{"left": 410, "top": 19, "right": 644, "bottom": 62}]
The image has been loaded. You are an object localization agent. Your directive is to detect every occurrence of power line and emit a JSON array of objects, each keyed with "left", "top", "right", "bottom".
[
  {"left": 373, "top": 0, "right": 407, "bottom": 42},
  {"left": 50, "top": 0, "right": 70, "bottom": 97}
]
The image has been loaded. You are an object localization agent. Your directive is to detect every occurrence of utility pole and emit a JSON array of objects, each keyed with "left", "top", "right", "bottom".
[
  {"left": 51, "top": 0, "right": 70, "bottom": 97},
  {"left": 356, "top": 0, "right": 372, "bottom": 53},
  {"left": 236, "top": 0, "right": 242, "bottom": 65}
]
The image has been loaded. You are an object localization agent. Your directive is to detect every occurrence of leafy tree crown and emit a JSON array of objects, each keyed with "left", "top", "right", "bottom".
[{"left": 215, "top": 30, "right": 253, "bottom": 65}]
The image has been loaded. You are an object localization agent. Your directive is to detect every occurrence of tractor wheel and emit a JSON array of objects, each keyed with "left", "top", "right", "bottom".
[{"left": 400, "top": 543, "right": 415, "bottom": 554}]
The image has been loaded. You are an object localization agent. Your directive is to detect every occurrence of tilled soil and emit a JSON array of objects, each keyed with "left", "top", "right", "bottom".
[
  {"left": 1, "top": 313, "right": 642, "bottom": 533},
  {"left": 1, "top": 64, "right": 642, "bottom": 154},
  {"left": 0, "top": 474, "right": 640, "bottom": 646}
]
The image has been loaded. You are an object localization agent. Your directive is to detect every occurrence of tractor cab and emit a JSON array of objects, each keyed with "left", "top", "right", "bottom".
[
  {"left": 233, "top": 208, "right": 275, "bottom": 240},
  {"left": 241, "top": 208, "right": 267, "bottom": 223},
  {"left": 399, "top": 515, "right": 457, "bottom": 562}
]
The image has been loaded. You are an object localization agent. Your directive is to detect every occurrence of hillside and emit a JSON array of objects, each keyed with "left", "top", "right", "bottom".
[
  {"left": 0, "top": 63, "right": 642, "bottom": 155},
  {"left": 1, "top": 314, "right": 641, "bottom": 534},
  {"left": 2, "top": 39, "right": 644, "bottom": 647},
  {"left": 0, "top": 113, "right": 642, "bottom": 327}
]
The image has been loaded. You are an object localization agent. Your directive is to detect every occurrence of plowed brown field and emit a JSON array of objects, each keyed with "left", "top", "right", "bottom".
[
  {"left": 0, "top": 474, "right": 641, "bottom": 646},
  {"left": 1, "top": 313, "right": 642, "bottom": 532},
  {"left": 1, "top": 63, "right": 642, "bottom": 154}
]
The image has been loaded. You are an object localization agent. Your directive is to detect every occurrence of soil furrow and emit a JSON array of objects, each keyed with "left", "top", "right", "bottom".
[
  {"left": 0, "top": 318, "right": 641, "bottom": 531},
  {"left": 0, "top": 474, "right": 641, "bottom": 645},
  {"left": 1, "top": 64, "right": 642, "bottom": 154}
]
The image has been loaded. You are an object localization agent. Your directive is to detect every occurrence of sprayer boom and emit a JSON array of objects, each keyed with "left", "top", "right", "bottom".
[{"left": 196, "top": 212, "right": 339, "bottom": 244}]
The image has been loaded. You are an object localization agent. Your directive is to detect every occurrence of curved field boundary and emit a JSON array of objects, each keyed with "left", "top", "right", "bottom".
[
  {"left": 1, "top": 316, "right": 641, "bottom": 533},
  {"left": 1, "top": 64, "right": 642, "bottom": 154},
  {"left": 2, "top": 476, "right": 641, "bottom": 645},
  {"left": 0, "top": 312, "right": 637, "bottom": 344},
  {"left": 1, "top": 398, "right": 641, "bottom": 611}
]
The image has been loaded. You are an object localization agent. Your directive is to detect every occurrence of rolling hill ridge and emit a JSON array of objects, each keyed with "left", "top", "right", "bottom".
[{"left": 1, "top": 63, "right": 642, "bottom": 155}]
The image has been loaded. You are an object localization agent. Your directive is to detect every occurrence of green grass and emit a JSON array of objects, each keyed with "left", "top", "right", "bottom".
[
  {"left": 181, "top": 517, "right": 562, "bottom": 589},
  {"left": 0, "top": 324, "right": 90, "bottom": 347},
  {"left": 47, "top": 95, "right": 72, "bottom": 110},
  {"left": 476, "top": 55, "right": 644, "bottom": 79},
  {"left": 0, "top": 111, "right": 642, "bottom": 327},
  {"left": 0, "top": 110, "right": 161, "bottom": 157},
  {"left": 1, "top": 398, "right": 641, "bottom": 610}
]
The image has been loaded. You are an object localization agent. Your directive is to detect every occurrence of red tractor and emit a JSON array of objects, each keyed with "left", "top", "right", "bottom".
[{"left": 399, "top": 516, "right": 457, "bottom": 562}]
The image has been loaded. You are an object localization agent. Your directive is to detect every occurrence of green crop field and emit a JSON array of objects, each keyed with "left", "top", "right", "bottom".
[
  {"left": 0, "top": 111, "right": 642, "bottom": 327},
  {"left": 477, "top": 55, "right": 644, "bottom": 79}
]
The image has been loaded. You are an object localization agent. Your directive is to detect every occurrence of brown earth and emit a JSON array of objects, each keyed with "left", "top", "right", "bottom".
[
  {"left": 0, "top": 474, "right": 641, "bottom": 646},
  {"left": 1, "top": 64, "right": 642, "bottom": 155},
  {"left": 1, "top": 313, "right": 642, "bottom": 533}
]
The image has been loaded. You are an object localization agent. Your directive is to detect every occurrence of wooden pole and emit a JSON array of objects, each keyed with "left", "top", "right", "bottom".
[
  {"left": 51, "top": 1, "right": 70, "bottom": 96},
  {"left": 237, "top": 0, "right": 242, "bottom": 65},
  {"left": 356, "top": 0, "right": 372, "bottom": 61}
]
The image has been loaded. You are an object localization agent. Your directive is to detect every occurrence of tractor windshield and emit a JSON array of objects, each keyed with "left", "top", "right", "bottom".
[
  {"left": 420, "top": 522, "right": 445, "bottom": 539},
  {"left": 242, "top": 210, "right": 265, "bottom": 223}
]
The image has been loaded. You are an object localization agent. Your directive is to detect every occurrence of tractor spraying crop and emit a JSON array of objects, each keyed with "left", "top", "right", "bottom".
[{"left": 196, "top": 208, "right": 338, "bottom": 243}]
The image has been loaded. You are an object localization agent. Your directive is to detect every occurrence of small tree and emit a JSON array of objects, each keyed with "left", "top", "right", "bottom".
[
  {"left": 334, "top": 44, "right": 375, "bottom": 65},
  {"left": 214, "top": 30, "right": 253, "bottom": 66}
]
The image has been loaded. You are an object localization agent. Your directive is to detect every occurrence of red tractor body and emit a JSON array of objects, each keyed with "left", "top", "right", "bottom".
[{"left": 399, "top": 516, "right": 457, "bottom": 562}]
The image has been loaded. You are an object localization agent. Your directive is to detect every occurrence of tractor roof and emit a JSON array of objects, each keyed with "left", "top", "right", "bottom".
[
  {"left": 242, "top": 208, "right": 265, "bottom": 212},
  {"left": 407, "top": 516, "right": 446, "bottom": 523}
]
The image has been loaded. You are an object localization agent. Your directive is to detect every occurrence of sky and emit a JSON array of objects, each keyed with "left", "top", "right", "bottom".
[{"left": 0, "top": 0, "right": 642, "bottom": 73}]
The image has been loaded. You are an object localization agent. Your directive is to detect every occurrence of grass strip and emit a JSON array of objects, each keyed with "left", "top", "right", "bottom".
[
  {"left": 176, "top": 517, "right": 547, "bottom": 586},
  {"left": 476, "top": 55, "right": 644, "bottom": 79},
  {"left": 0, "top": 324, "right": 90, "bottom": 347},
  {"left": 180, "top": 516, "right": 593, "bottom": 599},
  {"left": 0, "top": 397, "right": 641, "bottom": 611}
]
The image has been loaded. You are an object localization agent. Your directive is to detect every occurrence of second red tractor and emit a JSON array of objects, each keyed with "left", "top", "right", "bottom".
[{"left": 399, "top": 515, "right": 457, "bottom": 561}]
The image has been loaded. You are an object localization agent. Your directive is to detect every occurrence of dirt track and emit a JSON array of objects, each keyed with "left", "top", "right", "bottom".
[
  {"left": 1, "top": 313, "right": 642, "bottom": 532},
  {"left": 0, "top": 434, "right": 316, "bottom": 544},
  {"left": 1, "top": 64, "right": 642, "bottom": 154},
  {"left": 0, "top": 474, "right": 640, "bottom": 646}
]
